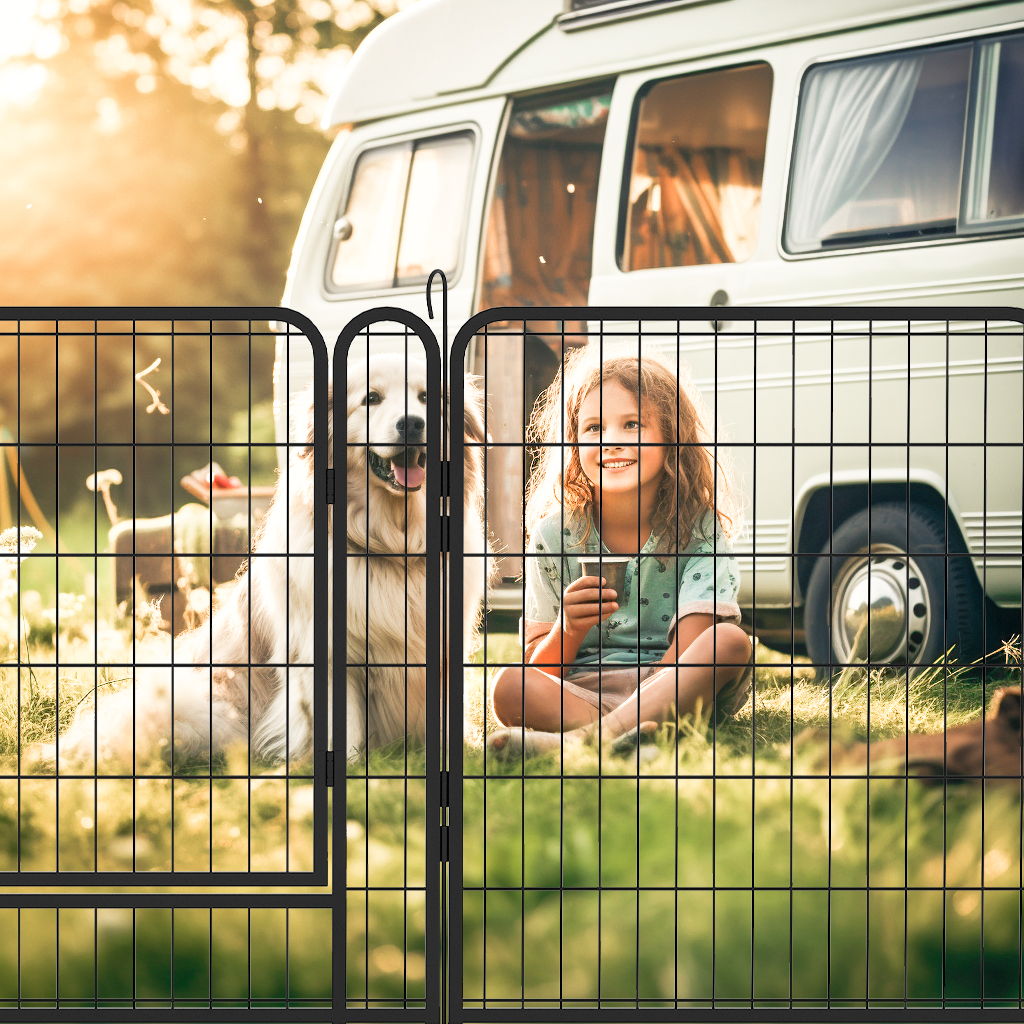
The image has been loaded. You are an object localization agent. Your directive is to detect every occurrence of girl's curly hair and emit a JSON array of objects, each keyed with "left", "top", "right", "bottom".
[{"left": 524, "top": 351, "right": 735, "bottom": 553}]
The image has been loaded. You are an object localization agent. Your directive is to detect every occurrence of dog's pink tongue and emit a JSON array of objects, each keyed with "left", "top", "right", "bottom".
[{"left": 392, "top": 459, "right": 425, "bottom": 489}]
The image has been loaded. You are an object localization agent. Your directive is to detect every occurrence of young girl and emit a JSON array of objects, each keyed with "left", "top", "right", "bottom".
[{"left": 489, "top": 353, "right": 753, "bottom": 756}]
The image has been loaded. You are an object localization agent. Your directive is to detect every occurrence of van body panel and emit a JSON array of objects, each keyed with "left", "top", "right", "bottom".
[
  {"left": 288, "top": 0, "right": 1024, "bottom": 626},
  {"left": 322, "top": 0, "right": 555, "bottom": 129},
  {"left": 323, "top": 0, "right": 1008, "bottom": 129}
]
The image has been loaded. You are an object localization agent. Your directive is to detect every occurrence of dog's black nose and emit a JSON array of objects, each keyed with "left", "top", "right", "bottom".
[{"left": 396, "top": 415, "right": 425, "bottom": 439}]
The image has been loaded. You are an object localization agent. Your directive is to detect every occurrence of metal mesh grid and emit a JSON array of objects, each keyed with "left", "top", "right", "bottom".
[
  {"left": 447, "top": 308, "right": 1024, "bottom": 1020},
  {"left": 338, "top": 310, "right": 444, "bottom": 1019},
  {"left": 0, "top": 308, "right": 333, "bottom": 1018}
]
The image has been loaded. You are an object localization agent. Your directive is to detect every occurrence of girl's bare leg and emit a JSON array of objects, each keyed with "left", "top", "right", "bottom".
[
  {"left": 490, "top": 665, "right": 601, "bottom": 731},
  {"left": 489, "top": 623, "right": 751, "bottom": 756},
  {"left": 599, "top": 623, "right": 751, "bottom": 740}
]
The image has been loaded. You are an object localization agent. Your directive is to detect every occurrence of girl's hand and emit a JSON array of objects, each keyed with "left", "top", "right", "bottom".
[{"left": 558, "top": 575, "right": 619, "bottom": 640}]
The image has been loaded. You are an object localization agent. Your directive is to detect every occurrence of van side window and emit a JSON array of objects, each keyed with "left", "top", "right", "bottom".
[
  {"left": 786, "top": 45, "right": 971, "bottom": 253},
  {"left": 787, "top": 33, "right": 1024, "bottom": 253},
  {"left": 962, "top": 35, "right": 1024, "bottom": 229},
  {"left": 328, "top": 132, "right": 473, "bottom": 292},
  {"left": 621, "top": 63, "right": 771, "bottom": 271},
  {"left": 480, "top": 89, "right": 611, "bottom": 310}
]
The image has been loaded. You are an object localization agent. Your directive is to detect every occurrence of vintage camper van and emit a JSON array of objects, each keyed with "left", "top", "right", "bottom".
[{"left": 280, "top": 0, "right": 1024, "bottom": 668}]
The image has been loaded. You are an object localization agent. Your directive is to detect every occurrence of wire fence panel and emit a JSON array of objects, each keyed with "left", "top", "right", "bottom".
[
  {"left": 337, "top": 309, "right": 444, "bottom": 1024},
  {"left": 0, "top": 308, "right": 334, "bottom": 1020},
  {"left": 448, "top": 307, "right": 1024, "bottom": 1022},
  {"left": 4, "top": 302, "right": 1022, "bottom": 1024}
]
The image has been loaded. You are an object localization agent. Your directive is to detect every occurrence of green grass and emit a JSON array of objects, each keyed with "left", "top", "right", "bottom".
[
  {"left": 348, "top": 633, "right": 1024, "bottom": 1008},
  {"left": 3, "top": 604, "right": 1022, "bottom": 1009}
]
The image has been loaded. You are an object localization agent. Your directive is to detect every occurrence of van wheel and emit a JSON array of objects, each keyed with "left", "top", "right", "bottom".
[{"left": 804, "top": 503, "right": 985, "bottom": 679}]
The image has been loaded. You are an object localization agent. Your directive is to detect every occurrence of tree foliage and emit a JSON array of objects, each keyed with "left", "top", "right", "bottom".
[{"left": 0, "top": 0, "right": 400, "bottom": 514}]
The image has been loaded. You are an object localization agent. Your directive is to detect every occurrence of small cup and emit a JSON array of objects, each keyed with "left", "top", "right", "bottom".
[{"left": 578, "top": 555, "right": 631, "bottom": 598}]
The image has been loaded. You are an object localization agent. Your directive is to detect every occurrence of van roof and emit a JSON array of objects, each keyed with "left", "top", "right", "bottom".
[{"left": 322, "top": 0, "right": 1017, "bottom": 130}]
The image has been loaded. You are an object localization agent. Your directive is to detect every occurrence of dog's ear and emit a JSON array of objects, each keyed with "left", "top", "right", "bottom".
[
  {"left": 991, "top": 686, "right": 1022, "bottom": 738},
  {"left": 292, "top": 383, "right": 321, "bottom": 461},
  {"left": 461, "top": 373, "right": 488, "bottom": 445}
]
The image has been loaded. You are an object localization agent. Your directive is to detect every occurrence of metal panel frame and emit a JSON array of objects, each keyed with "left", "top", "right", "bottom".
[
  {"left": 336, "top": 308, "right": 445, "bottom": 1024},
  {"left": 447, "top": 304, "right": 1024, "bottom": 1024}
]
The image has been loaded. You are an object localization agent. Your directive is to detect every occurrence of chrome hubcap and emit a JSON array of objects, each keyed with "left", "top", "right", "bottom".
[{"left": 831, "top": 545, "right": 930, "bottom": 665}]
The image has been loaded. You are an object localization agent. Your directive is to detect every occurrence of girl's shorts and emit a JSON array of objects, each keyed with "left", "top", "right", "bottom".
[
  {"left": 560, "top": 644, "right": 756, "bottom": 721},
  {"left": 560, "top": 664, "right": 664, "bottom": 716}
]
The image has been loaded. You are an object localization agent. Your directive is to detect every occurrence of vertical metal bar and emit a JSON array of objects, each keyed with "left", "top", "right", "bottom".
[
  {"left": 635, "top": 320, "right": 642, "bottom": 1010},
  {"left": 423, "top": 316, "right": 444, "bottom": 1024},
  {"left": 16, "top": 320, "right": 22, "bottom": 879},
  {"left": 55, "top": 318, "right": 61, "bottom": 875},
  {"left": 404, "top": 321, "right": 411, "bottom": 1011},
  {"left": 942, "top": 316, "right": 950, "bottom": 1008},
  {"left": 364, "top": 322, "right": 370, "bottom": 1011},
  {"left": 170, "top": 317, "right": 176, "bottom": 872},
  {"left": 827, "top": 316, "right": 834, "bottom": 1010},
  {"left": 789, "top": 317, "right": 796, "bottom": 1011},
  {"left": 866, "top": 315, "right": 873, "bottom": 1009},
  {"left": 93, "top": 318, "right": 99, "bottom": 874},
  {"left": 751, "top": 316, "right": 757, "bottom": 1010},
  {"left": 449, "top": 315, "right": 467, "bottom": 1024},
  {"left": 209, "top": 318, "right": 215, "bottom": 874},
  {"left": 905, "top": 318, "right": 911, "bottom": 1011},
  {"left": 598, "top": 314, "right": 605, "bottom": 1008},
  {"left": 483, "top": 322, "right": 490, "bottom": 1014},
  {"left": 559, "top": 317, "right": 566, "bottom": 1013},
  {"left": 981, "top": 315, "right": 989, "bottom": 1005},
  {"left": 673, "top": 317, "right": 681, "bottom": 1011},
  {"left": 285, "top": 318, "right": 292, "bottom": 870},
  {"left": 333, "top": 326, "right": 347, "bottom": 1024},
  {"left": 520, "top": 320, "right": 526, "bottom": 1012}
]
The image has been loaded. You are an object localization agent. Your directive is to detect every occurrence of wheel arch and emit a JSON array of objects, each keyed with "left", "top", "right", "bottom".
[{"left": 793, "top": 471, "right": 973, "bottom": 603}]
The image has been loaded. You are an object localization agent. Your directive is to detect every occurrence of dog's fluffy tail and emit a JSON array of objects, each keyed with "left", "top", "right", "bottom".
[{"left": 28, "top": 664, "right": 252, "bottom": 774}]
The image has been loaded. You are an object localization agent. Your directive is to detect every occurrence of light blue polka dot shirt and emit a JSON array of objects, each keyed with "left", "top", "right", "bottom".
[{"left": 520, "top": 507, "right": 741, "bottom": 678}]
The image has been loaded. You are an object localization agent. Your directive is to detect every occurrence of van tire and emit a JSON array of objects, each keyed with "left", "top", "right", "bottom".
[{"left": 804, "top": 503, "right": 985, "bottom": 680}]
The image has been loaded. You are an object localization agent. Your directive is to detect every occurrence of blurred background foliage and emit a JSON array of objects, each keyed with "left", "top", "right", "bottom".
[
  {"left": 0, "top": 0, "right": 406, "bottom": 520},
  {"left": 0, "top": 0, "right": 406, "bottom": 305}
]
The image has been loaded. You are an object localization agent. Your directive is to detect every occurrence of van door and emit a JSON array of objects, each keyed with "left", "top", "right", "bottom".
[{"left": 474, "top": 86, "right": 614, "bottom": 597}]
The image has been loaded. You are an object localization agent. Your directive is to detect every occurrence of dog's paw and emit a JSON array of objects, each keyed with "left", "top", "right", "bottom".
[{"left": 21, "top": 740, "right": 57, "bottom": 774}]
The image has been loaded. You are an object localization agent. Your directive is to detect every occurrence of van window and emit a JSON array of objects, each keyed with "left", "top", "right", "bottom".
[
  {"left": 786, "top": 34, "right": 1024, "bottom": 253},
  {"left": 480, "top": 89, "right": 611, "bottom": 310},
  {"left": 621, "top": 63, "right": 771, "bottom": 271},
  {"left": 328, "top": 132, "right": 473, "bottom": 292},
  {"left": 962, "top": 35, "right": 1024, "bottom": 229}
]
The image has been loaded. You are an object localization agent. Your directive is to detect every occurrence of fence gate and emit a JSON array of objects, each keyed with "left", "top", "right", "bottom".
[
  {"left": 0, "top": 308, "right": 332, "bottom": 1020},
  {"left": 3, "top": 304, "right": 1023, "bottom": 1024},
  {"left": 337, "top": 308, "right": 445, "bottom": 1024},
  {"left": 447, "top": 307, "right": 1024, "bottom": 1023}
]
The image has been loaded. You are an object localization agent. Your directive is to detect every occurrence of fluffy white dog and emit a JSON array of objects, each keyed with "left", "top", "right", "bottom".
[
  {"left": 344, "top": 350, "right": 487, "bottom": 760},
  {"left": 32, "top": 352, "right": 488, "bottom": 771}
]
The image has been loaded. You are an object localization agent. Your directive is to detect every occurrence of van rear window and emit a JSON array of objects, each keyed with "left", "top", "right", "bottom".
[
  {"left": 327, "top": 132, "right": 473, "bottom": 292},
  {"left": 785, "top": 33, "right": 1024, "bottom": 253}
]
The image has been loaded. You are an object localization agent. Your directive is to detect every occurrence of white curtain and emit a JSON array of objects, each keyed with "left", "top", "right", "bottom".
[{"left": 787, "top": 55, "right": 923, "bottom": 250}]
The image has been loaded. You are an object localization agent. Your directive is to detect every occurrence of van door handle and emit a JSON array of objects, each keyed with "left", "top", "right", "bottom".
[{"left": 710, "top": 289, "right": 729, "bottom": 332}]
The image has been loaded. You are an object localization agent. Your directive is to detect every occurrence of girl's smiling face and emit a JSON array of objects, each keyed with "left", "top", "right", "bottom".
[{"left": 576, "top": 380, "right": 666, "bottom": 495}]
